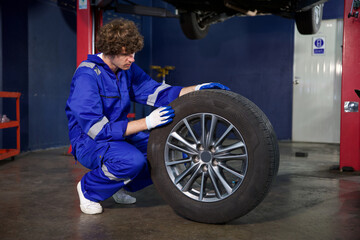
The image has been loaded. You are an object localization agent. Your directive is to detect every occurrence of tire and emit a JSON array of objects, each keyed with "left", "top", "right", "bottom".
[
  {"left": 148, "top": 90, "right": 279, "bottom": 223},
  {"left": 180, "top": 12, "right": 210, "bottom": 40},
  {"left": 295, "top": 4, "right": 323, "bottom": 35}
]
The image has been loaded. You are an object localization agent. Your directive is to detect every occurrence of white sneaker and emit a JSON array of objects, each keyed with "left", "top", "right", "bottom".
[
  {"left": 77, "top": 181, "right": 103, "bottom": 214},
  {"left": 113, "top": 188, "right": 136, "bottom": 204}
]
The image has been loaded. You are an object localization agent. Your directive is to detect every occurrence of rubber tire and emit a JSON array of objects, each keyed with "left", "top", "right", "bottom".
[
  {"left": 148, "top": 90, "right": 279, "bottom": 224},
  {"left": 180, "top": 12, "right": 210, "bottom": 40},
  {"left": 295, "top": 4, "right": 323, "bottom": 35}
]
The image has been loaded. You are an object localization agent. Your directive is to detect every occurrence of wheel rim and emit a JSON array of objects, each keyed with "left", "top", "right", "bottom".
[
  {"left": 194, "top": 12, "right": 207, "bottom": 30},
  {"left": 164, "top": 113, "right": 248, "bottom": 202},
  {"left": 314, "top": 5, "right": 321, "bottom": 25}
]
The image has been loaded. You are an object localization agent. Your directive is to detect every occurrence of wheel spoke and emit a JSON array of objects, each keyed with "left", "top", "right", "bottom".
[
  {"left": 211, "top": 166, "right": 233, "bottom": 195},
  {"left": 175, "top": 162, "right": 200, "bottom": 184},
  {"left": 199, "top": 172, "right": 206, "bottom": 201},
  {"left": 214, "top": 153, "right": 247, "bottom": 161},
  {"left": 170, "top": 132, "right": 198, "bottom": 152},
  {"left": 214, "top": 125, "right": 233, "bottom": 148},
  {"left": 181, "top": 164, "right": 202, "bottom": 192},
  {"left": 183, "top": 118, "right": 198, "bottom": 144},
  {"left": 206, "top": 115, "right": 218, "bottom": 147},
  {"left": 208, "top": 167, "right": 222, "bottom": 199},
  {"left": 216, "top": 141, "right": 244, "bottom": 154},
  {"left": 218, "top": 164, "right": 245, "bottom": 180},
  {"left": 201, "top": 114, "right": 206, "bottom": 146},
  {"left": 166, "top": 158, "right": 193, "bottom": 166},
  {"left": 167, "top": 142, "right": 198, "bottom": 156}
]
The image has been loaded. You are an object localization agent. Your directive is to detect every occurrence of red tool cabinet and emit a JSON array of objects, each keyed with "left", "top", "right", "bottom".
[{"left": 0, "top": 91, "right": 21, "bottom": 160}]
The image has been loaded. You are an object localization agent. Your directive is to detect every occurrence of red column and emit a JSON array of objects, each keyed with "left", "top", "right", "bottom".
[
  {"left": 77, "top": 0, "right": 93, "bottom": 65},
  {"left": 76, "top": 1, "right": 103, "bottom": 64},
  {"left": 340, "top": 0, "right": 360, "bottom": 171}
]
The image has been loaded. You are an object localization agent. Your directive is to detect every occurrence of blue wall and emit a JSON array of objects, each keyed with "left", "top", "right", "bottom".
[
  {"left": 150, "top": 0, "right": 344, "bottom": 140},
  {"left": 28, "top": 1, "right": 76, "bottom": 150},
  {"left": 1, "top": 0, "right": 76, "bottom": 151},
  {"left": 323, "top": 0, "right": 344, "bottom": 19},
  {"left": 151, "top": 5, "right": 295, "bottom": 140},
  {"left": 1, "top": 0, "right": 29, "bottom": 150}
]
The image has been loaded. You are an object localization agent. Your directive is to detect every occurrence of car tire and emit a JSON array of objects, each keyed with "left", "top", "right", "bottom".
[
  {"left": 295, "top": 4, "right": 323, "bottom": 34},
  {"left": 148, "top": 90, "right": 279, "bottom": 223},
  {"left": 180, "top": 12, "right": 210, "bottom": 40}
]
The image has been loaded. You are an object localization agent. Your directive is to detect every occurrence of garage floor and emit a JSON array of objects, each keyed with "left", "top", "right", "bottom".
[{"left": 0, "top": 142, "right": 360, "bottom": 240}]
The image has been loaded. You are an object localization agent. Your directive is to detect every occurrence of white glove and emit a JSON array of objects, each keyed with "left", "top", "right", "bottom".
[
  {"left": 195, "top": 82, "right": 230, "bottom": 91},
  {"left": 145, "top": 106, "right": 175, "bottom": 130}
]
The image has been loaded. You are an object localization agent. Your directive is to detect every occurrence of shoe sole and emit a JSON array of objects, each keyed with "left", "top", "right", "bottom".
[{"left": 80, "top": 205, "right": 103, "bottom": 215}]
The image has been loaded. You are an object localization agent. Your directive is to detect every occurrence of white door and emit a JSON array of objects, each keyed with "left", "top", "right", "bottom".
[{"left": 292, "top": 19, "right": 343, "bottom": 143}]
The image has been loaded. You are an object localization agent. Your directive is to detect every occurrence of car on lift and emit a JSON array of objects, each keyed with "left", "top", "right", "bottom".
[
  {"left": 162, "top": 0, "right": 327, "bottom": 39},
  {"left": 95, "top": 0, "right": 326, "bottom": 39}
]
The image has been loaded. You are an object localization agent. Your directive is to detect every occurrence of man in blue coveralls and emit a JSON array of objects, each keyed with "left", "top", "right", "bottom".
[{"left": 66, "top": 18, "right": 229, "bottom": 214}]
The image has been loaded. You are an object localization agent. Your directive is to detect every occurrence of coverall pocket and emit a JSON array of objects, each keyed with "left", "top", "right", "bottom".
[
  {"left": 100, "top": 91, "right": 120, "bottom": 116},
  {"left": 76, "top": 137, "right": 109, "bottom": 170}
]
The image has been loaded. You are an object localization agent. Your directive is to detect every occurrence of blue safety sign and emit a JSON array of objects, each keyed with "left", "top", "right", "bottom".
[
  {"left": 314, "top": 38, "right": 324, "bottom": 48},
  {"left": 313, "top": 37, "right": 325, "bottom": 55}
]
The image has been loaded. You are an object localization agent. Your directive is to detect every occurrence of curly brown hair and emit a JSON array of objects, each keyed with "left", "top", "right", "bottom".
[{"left": 96, "top": 18, "right": 144, "bottom": 56}]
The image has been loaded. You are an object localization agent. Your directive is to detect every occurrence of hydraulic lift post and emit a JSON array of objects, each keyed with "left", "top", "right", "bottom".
[
  {"left": 77, "top": 0, "right": 103, "bottom": 65},
  {"left": 340, "top": 0, "right": 360, "bottom": 171}
]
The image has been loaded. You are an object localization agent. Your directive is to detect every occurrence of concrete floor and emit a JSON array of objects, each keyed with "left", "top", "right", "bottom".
[{"left": 0, "top": 142, "right": 360, "bottom": 240}]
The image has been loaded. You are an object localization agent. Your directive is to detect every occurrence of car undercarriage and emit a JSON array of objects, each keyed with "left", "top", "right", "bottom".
[
  {"left": 97, "top": 0, "right": 327, "bottom": 39},
  {"left": 162, "top": 0, "right": 327, "bottom": 39}
]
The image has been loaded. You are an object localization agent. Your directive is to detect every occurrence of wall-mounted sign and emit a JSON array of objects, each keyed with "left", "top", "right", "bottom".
[
  {"left": 313, "top": 37, "right": 325, "bottom": 55},
  {"left": 79, "top": 0, "right": 87, "bottom": 9}
]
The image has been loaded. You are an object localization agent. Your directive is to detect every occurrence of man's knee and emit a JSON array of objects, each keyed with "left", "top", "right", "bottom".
[
  {"left": 103, "top": 150, "right": 147, "bottom": 180},
  {"left": 126, "top": 152, "right": 148, "bottom": 178}
]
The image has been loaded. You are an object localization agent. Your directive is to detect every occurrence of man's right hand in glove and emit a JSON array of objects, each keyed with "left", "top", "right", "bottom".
[{"left": 145, "top": 106, "right": 175, "bottom": 130}]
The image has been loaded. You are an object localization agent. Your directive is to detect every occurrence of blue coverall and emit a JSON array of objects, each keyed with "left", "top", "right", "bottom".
[{"left": 65, "top": 54, "right": 182, "bottom": 202}]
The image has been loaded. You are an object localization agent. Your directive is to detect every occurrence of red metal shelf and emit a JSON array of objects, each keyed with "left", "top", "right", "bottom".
[
  {"left": 0, "top": 91, "right": 21, "bottom": 161},
  {"left": 0, "top": 121, "right": 19, "bottom": 129},
  {"left": 0, "top": 149, "right": 20, "bottom": 160}
]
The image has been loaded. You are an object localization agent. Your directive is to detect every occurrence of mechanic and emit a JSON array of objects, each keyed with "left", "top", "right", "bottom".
[{"left": 65, "top": 18, "right": 229, "bottom": 214}]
